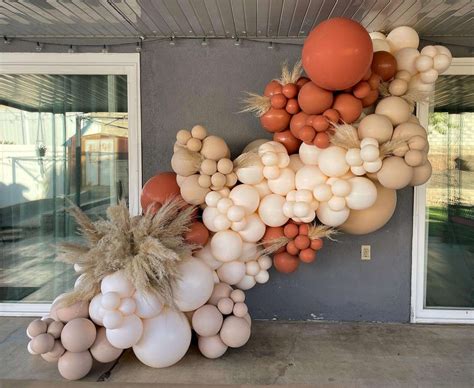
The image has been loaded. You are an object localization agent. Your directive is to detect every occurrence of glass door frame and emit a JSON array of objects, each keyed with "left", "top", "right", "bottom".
[
  {"left": 411, "top": 57, "right": 474, "bottom": 324},
  {"left": 0, "top": 53, "right": 142, "bottom": 316}
]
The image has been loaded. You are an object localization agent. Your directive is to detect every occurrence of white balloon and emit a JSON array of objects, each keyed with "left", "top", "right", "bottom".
[
  {"left": 213, "top": 214, "right": 232, "bottom": 231},
  {"left": 103, "top": 311, "right": 123, "bottom": 330},
  {"left": 89, "top": 294, "right": 105, "bottom": 326},
  {"left": 255, "top": 270, "right": 270, "bottom": 284},
  {"left": 205, "top": 191, "right": 222, "bottom": 207},
  {"left": 258, "top": 255, "right": 272, "bottom": 270},
  {"left": 316, "top": 202, "right": 350, "bottom": 227},
  {"left": 119, "top": 298, "right": 136, "bottom": 316},
  {"left": 101, "top": 271, "right": 135, "bottom": 298},
  {"left": 295, "top": 165, "right": 327, "bottom": 190},
  {"left": 101, "top": 292, "right": 121, "bottom": 310},
  {"left": 246, "top": 261, "right": 260, "bottom": 276},
  {"left": 258, "top": 194, "right": 289, "bottom": 227},
  {"left": 172, "top": 257, "right": 214, "bottom": 312},
  {"left": 386, "top": 26, "right": 419, "bottom": 52},
  {"left": 194, "top": 242, "right": 222, "bottom": 270},
  {"left": 318, "top": 147, "right": 350, "bottom": 177},
  {"left": 328, "top": 196, "right": 346, "bottom": 211},
  {"left": 313, "top": 183, "right": 332, "bottom": 202},
  {"left": 74, "top": 274, "right": 86, "bottom": 289},
  {"left": 211, "top": 231, "right": 243, "bottom": 262},
  {"left": 133, "top": 308, "right": 191, "bottom": 368},
  {"left": 267, "top": 168, "right": 295, "bottom": 196},
  {"left": 202, "top": 206, "right": 220, "bottom": 232},
  {"left": 216, "top": 261, "right": 246, "bottom": 285},
  {"left": 237, "top": 214, "right": 266, "bottom": 243},
  {"left": 106, "top": 314, "right": 143, "bottom": 349},
  {"left": 235, "top": 162, "right": 264, "bottom": 185},
  {"left": 299, "top": 143, "right": 322, "bottom": 165},
  {"left": 240, "top": 241, "right": 258, "bottom": 262},
  {"left": 229, "top": 184, "right": 260, "bottom": 214},
  {"left": 345, "top": 177, "right": 378, "bottom": 210},
  {"left": 363, "top": 159, "right": 383, "bottom": 173},
  {"left": 133, "top": 290, "right": 163, "bottom": 319}
]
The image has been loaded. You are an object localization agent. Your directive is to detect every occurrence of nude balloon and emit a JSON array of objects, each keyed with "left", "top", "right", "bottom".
[
  {"left": 358, "top": 114, "right": 393, "bottom": 143},
  {"left": 198, "top": 335, "right": 228, "bottom": 359},
  {"left": 219, "top": 316, "right": 251, "bottom": 348},
  {"left": 133, "top": 308, "right": 191, "bottom": 368},
  {"left": 410, "top": 161, "right": 432, "bottom": 186},
  {"left": 58, "top": 351, "right": 93, "bottom": 380},
  {"left": 377, "top": 157, "right": 414, "bottom": 189},
  {"left": 172, "top": 257, "right": 214, "bottom": 312},
  {"left": 258, "top": 194, "right": 289, "bottom": 227},
  {"left": 90, "top": 327, "right": 123, "bottom": 363},
  {"left": 192, "top": 305, "right": 223, "bottom": 337},
  {"left": 375, "top": 97, "right": 412, "bottom": 126}
]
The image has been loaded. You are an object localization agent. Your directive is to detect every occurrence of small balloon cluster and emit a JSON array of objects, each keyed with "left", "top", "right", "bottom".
[{"left": 30, "top": 17, "right": 451, "bottom": 380}]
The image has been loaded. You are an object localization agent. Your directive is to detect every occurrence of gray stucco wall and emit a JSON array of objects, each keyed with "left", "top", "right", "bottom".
[{"left": 140, "top": 39, "right": 414, "bottom": 322}]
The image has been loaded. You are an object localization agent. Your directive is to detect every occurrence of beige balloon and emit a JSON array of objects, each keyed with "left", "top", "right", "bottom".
[
  {"left": 220, "top": 316, "right": 251, "bottom": 348},
  {"left": 171, "top": 149, "right": 200, "bottom": 177},
  {"left": 404, "top": 149, "right": 424, "bottom": 166},
  {"left": 377, "top": 157, "right": 414, "bottom": 189},
  {"left": 375, "top": 97, "right": 412, "bottom": 126},
  {"left": 340, "top": 182, "right": 397, "bottom": 235},
  {"left": 27, "top": 319, "right": 47, "bottom": 338},
  {"left": 208, "top": 283, "right": 233, "bottom": 306},
  {"left": 58, "top": 351, "right": 93, "bottom": 380},
  {"left": 180, "top": 174, "right": 210, "bottom": 205},
  {"left": 410, "top": 161, "right": 432, "bottom": 186},
  {"left": 50, "top": 297, "right": 89, "bottom": 323},
  {"left": 198, "top": 335, "right": 228, "bottom": 359},
  {"left": 47, "top": 321, "right": 64, "bottom": 339},
  {"left": 358, "top": 114, "right": 394, "bottom": 144},
  {"left": 61, "top": 318, "right": 96, "bottom": 353},
  {"left": 201, "top": 136, "right": 230, "bottom": 160},
  {"left": 30, "top": 333, "right": 55, "bottom": 354},
  {"left": 41, "top": 340, "right": 65, "bottom": 362},
  {"left": 90, "top": 327, "right": 123, "bottom": 363},
  {"left": 393, "top": 122, "right": 427, "bottom": 140}
]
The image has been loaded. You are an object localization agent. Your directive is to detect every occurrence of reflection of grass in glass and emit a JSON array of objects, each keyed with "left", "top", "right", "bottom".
[{"left": 428, "top": 206, "right": 473, "bottom": 250}]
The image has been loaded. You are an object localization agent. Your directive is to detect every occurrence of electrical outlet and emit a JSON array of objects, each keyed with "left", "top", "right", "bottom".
[{"left": 361, "top": 245, "right": 371, "bottom": 260}]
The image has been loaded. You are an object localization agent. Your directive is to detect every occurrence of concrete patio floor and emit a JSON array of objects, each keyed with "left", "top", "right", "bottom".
[{"left": 0, "top": 317, "right": 473, "bottom": 387}]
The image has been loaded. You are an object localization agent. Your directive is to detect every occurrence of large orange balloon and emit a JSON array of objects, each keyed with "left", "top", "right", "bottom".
[
  {"left": 298, "top": 82, "right": 333, "bottom": 115},
  {"left": 141, "top": 172, "right": 180, "bottom": 212},
  {"left": 260, "top": 108, "right": 291, "bottom": 133},
  {"left": 302, "top": 18, "right": 373, "bottom": 91}
]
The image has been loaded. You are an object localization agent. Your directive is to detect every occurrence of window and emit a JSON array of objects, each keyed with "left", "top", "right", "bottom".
[{"left": 0, "top": 54, "right": 141, "bottom": 315}]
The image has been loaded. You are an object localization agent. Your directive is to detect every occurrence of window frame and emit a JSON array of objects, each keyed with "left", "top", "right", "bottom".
[
  {"left": 411, "top": 57, "right": 474, "bottom": 324},
  {"left": 0, "top": 53, "right": 142, "bottom": 316}
]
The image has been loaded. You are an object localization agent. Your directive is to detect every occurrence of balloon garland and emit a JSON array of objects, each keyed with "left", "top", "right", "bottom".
[{"left": 26, "top": 18, "right": 452, "bottom": 380}]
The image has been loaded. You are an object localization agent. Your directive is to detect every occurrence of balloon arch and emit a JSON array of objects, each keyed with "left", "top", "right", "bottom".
[{"left": 26, "top": 18, "right": 451, "bottom": 380}]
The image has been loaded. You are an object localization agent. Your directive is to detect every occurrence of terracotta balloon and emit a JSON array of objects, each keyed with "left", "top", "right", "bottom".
[
  {"left": 185, "top": 221, "right": 209, "bottom": 246},
  {"left": 273, "top": 130, "right": 301, "bottom": 154},
  {"left": 297, "top": 82, "right": 333, "bottom": 115},
  {"left": 290, "top": 112, "right": 309, "bottom": 138},
  {"left": 340, "top": 182, "right": 397, "bottom": 235},
  {"left": 371, "top": 51, "right": 397, "bottom": 81},
  {"left": 264, "top": 80, "right": 283, "bottom": 97},
  {"left": 332, "top": 93, "right": 363, "bottom": 123},
  {"left": 260, "top": 108, "right": 291, "bottom": 133},
  {"left": 302, "top": 17, "right": 373, "bottom": 91},
  {"left": 141, "top": 172, "right": 180, "bottom": 212},
  {"left": 273, "top": 252, "right": 300, "bottom": 273},
  {"left": 262, "top": 226, "right": 285, "bottom": 254}
]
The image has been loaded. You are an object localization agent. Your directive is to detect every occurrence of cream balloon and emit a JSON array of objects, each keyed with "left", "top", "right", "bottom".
[
  {"left": 345, "top": 177, "right": 377, "bottom": 210},
  {"left": 388, "top": 79, "right": 408, "bottom": 96},
  {"left": 106, "top": 314, "right": 143, "bottom": 349},
  {"left": 288, "top": 154, "right": 304, "bottom": 172},
  {"left": 258, "top": 194, "right": 289, "bottom": 227},
  {"left": 172, "top": 257, "right": 214, "bottom": 312},
  {"left": 202, "top": 206, "right": 221, "bottom": 233},
  {"left": 299, "top": 143, "right": 322, "bottom": 165},
  {"left": 295, "top": 165, "right": 327, "bottom": 190},
  {"left": 133, "top": 308, "right": 191, "bottom": 368},
  {"left": 318, "top": 147, "right": 350, "bottom": 177},
  {"left": 267, "top": 168, "right": 295, "bottom": 196},
  {"left": 133, "top": 290, "right": 163, "bottom": 319},
  {"left": 375, "top": 97, "right": 411, "bottom": 126},
  {"left": 210, "top": 231, "right": 243, "bottom": 263},
  {"left": 237, "top": 214, "right": 266, "bottom": 243},
  {"left": 316, "top": 202, "right": 350, "bottom": 227},
  {"left": 101, "top": 271, "right": 134, "bottom": 298},
  {"left": 229, "top": 184, "right": 260, "bottom": 214},
  {"left": 386, "top": 26, "right": 419, "bottom": 52},
  {"left": 198, "top": 335, "right": 228, "bottom": 359},
  {"left": 216, "top": 261, "right": 246, "bottom": 285}
]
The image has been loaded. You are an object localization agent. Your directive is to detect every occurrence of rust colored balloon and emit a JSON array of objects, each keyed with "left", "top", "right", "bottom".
[
  {"left": 273, "top": 130, "right": 301, "bottom": 154},
  {"left": 262, "top": 227, "right": 285, "bottom": 253},
  {"left": 185, "top": 221, "right": 209, "bottom": 246},
  {"left": 285, "top": 98, "right": 300, "bottom": 114},
  {"left": 302, "top": 17, "right": 373, "bottom": 91},
  {"left": 294, "top": 235, "right": 310, "bottom": 250},
  {"left": 361, "top": 89, "right": 379, "bottom": 107},
  {"left": 290, "top": 112, "right": 309, "bottom": 137},
  {"left": 310, "top": 238, "right": 323, "bottom": 250},
  {"left": 298, "top": 82, "right": 334, "bottom": 115},
  {"left": 282, "top": 83, "right": 298, "bottom": 98},
  {"left": 283, "top": 223, "right": 299, "bottom": 239},
  {"left": 312, "top": 115, "right": 330, "bottom": 132},
  {"left": 323, "top": 109, "right": 340, "bottom": 124},
  {"left": 314, "top": 132, "right": 330, "bottom": 148},
  {"left": 299, "top": 224, "right": 309, "bottom": 235},
  {"left": 299, "top": 248, "right": 316, "bottom": 263},
  {"left": 141, "top": 172, "right": 180, "bottom": 212},
  {"left": 260, "top": 108, "right": 291, "bottom": 133},
  {"left": 371, "top": 51, "right": 397, "bottom": 81},
  {"left": 286, "top": 240, "right": 299, "bottom": 256},
  {"left": 274, "top": 252, "right": 300, "bottom": 273},
  {"left": 368, "top": 73, "right": 382, "bottom": 90},
  {"left": 299, "top": 126, "right": 316, "bottom": 144},
  {"left": 271, "top": 94, "right": 287, "bottom": 109},
  {"left": 264, "top": 80, "right": 283, "bottom": 97},
  {"left": 353, "top": 81, "right": 371, "bottom": 99},
  {"left": 296, "top": 77, "right": 310, "bottom": 89},
  {"left": 332, "top": 93, "right": 363, "bottom": 123}
]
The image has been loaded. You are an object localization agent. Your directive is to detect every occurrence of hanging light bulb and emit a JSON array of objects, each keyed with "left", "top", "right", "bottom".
[
  {"left": 267, "top": 41, "right": 274, "bottom": 49},
  {"left": 36, "top": 42, "right": 43, "bottom": 52},
  {"left": 68, "top": 45, "right": 74, "bottom": 53},
  {"left": 101, "top": 44, "right": 108, "bottom": 53},
  {"left": 234, "top": 37, "right": 241, "bottom": 46},
  {"left": 3, "top": 36, "right": 10, "bottom": 45},
  {"left": 136, "top": 40, "right": 142, "bottom": 52},
  {"left": 201, "top": 37, "right": 208, "bottom": 47},
  {"left": 169, "top": 36, "right": 175, "bottom": 46}
]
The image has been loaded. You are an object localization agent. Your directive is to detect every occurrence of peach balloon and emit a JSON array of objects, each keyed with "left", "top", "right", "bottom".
[
  {"left": 410, "top": 161, "right": 432, "bottom": 186},
  {"left": 267, "top": 168, "right": 296, "bottom": 196},
  {"left": 357, "top": 114, "right": 393, "bottom": 143},
  {"left": 345, "top": 177, "right": 377, "bottom": 210},
  {"left": 106, "top": 314, "right": 143, "bottom": 349},
  {"left": 229, "top": 184, "right": 260, "bottom": 214}
]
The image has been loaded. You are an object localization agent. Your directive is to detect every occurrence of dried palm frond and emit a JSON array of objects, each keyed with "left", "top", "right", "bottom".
[
  {"left": 379, "top": 135, "right": 412, "bottom": 158},
  {"left": 57, "top": 198, "right": 196, "bottom": 308},
  {"left": 330, "top": 123, "right": 361, "bottom": 149},
  {"left": 233, "top": 149, "right": 262, "bottom": 169},
  {"left": 240, "top": 92, "right": 271, "bottom": 117},
  {"left": 277, "top": 60, "right": 303, "bottom": 85},
  {"left": 308, "top": 224, "right": 338, "bottom": 241},
  {"left": 379, "top": 81, "right": 430, "bottom": 111},
  {"left": 257, "top": 236, "right": 290, "bottom": 257}
]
